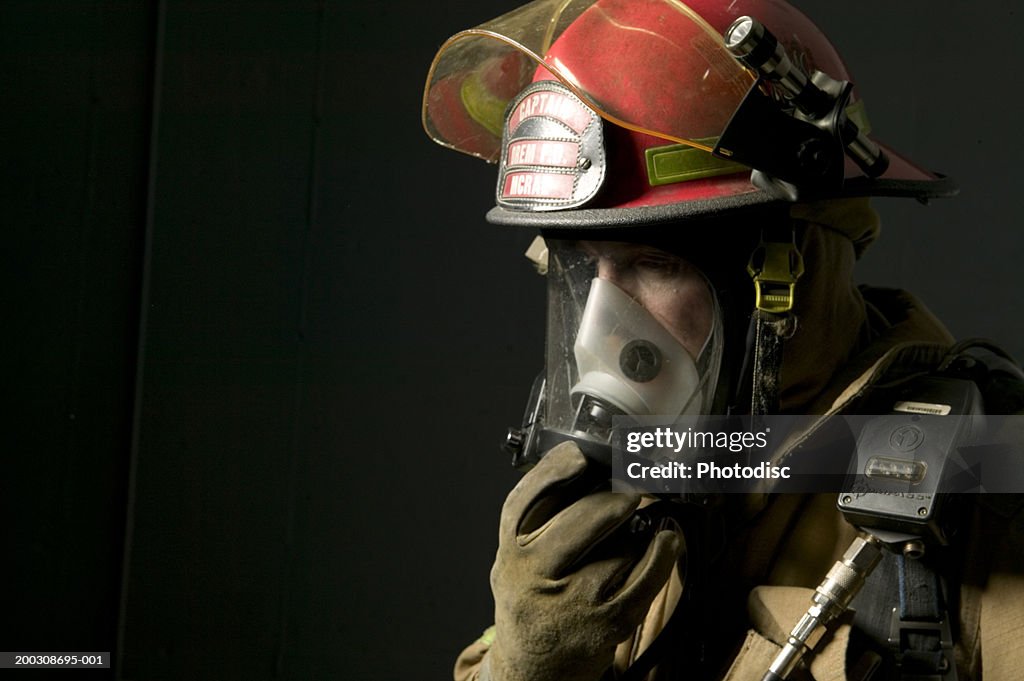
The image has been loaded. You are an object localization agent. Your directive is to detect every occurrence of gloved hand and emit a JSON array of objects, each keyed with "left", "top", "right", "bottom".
[{"left": 483, "top": 441, "right": 683, "bottom": 681}]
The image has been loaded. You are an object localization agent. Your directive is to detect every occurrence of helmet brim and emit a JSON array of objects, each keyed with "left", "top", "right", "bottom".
[{"left": 487, "top": 142, "right": 957, "bottom": 229}]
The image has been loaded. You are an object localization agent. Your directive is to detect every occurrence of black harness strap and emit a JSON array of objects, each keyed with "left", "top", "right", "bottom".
[
  {"left": 893, "top": 554, "right": 957, "bottom": 680},
  {"left": 851, "top": 551, "right": 957, "bottom": 681},
  {"left": 751, "top": 311, "right": 797, "bottom": 416}
]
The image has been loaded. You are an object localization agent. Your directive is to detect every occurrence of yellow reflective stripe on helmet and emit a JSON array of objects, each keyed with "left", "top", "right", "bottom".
[
  {"left": 477, "top": 625, "right": 496, "bottom": 646},
  {"left": 645, "top": 140, "right": 747, "bottom": 186},
  {"left": 645, "top": 100, "right": 872, "bottom": 188},
  {"left": 460, "top": 72, "right": 508, "bottom": 138}
]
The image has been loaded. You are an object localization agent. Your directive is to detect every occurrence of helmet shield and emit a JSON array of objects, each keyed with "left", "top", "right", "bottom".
[
  {"left": 538, "top": 240, "right": 723, "bottom": 461},
  {"left": 422, "top": 0, "right": 754, "bottom": 162}
]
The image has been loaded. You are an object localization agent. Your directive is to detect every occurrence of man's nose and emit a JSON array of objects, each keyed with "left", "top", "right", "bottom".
[{"left": 596, "top": 258, "right": 636, "bottom": 298}]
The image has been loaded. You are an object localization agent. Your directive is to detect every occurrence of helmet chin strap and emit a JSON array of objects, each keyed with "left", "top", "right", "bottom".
[{"left": 747, "top": 225, "right": 803, "bottom": 415}]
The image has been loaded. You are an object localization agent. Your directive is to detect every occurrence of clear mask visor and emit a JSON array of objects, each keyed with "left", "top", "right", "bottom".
[{"left": 542, "top": 240, "right": 723, "bottom": 451}]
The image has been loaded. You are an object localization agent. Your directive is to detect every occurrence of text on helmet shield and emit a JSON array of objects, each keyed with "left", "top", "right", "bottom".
[
  {"left": 507, "top": 140, "right": 579, "bottom": 168},
  {"left": 503, "top": 172, "right": 575, "bottom": 200},
  {"left": 508, "top": 91, "right": 593, "bottom": 135}
]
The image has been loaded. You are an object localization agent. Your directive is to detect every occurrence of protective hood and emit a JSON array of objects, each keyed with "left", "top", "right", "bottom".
[{"left": 778, "top": 197, "right": 954, "bottom": 413}]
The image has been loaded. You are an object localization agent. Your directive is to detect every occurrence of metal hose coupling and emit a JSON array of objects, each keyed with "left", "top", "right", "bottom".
[{"left": 761, "top": 532, "right": 883, "bottom": 681}]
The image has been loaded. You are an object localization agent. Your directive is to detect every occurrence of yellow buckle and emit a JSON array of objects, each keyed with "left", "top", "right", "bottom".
[{"left": 747, "top": 237, "right": 804, "bottom": 313}]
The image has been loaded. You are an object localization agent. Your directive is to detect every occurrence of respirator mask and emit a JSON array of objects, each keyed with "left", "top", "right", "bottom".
[{"left": 504, "top": 239, "right": 724, "bottom": 470}]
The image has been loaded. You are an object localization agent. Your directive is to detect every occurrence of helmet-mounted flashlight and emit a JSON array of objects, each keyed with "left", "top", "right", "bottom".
[
  {"left": 717, "top": 16, "right": 889, "bottom": 197},
  {"left": 725, "top": 16, "right": 830, "bottom": 117}
]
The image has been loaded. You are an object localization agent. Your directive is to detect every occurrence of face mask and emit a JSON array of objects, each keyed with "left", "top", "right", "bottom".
[{"left": 574, "top": 275, "right": 705, "bottom": 414}]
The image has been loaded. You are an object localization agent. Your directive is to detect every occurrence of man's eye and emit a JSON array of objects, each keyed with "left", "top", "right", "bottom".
[{"left": 636, "top": 257, "right": 681, "bottom": 275}]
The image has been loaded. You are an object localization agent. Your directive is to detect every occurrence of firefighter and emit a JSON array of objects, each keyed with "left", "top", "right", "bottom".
[{"left": 421, "top": 1, "right": 1024, "bottom": 679}]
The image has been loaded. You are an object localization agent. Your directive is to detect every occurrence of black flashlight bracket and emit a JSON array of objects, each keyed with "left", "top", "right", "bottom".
[{"left": 714, "top": 16, "right": 889, "bottom": 201}]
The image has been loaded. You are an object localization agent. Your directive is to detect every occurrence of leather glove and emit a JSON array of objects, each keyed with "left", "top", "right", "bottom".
[{"left": 484, "top": 441, "right": 683, "bottom": 681}]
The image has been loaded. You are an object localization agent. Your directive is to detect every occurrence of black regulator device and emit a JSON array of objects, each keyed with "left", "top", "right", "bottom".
[
  {"left": 838, "top": 374, "right": 985, "bottom": 546},
  {"left": 502, "top": 372, "right": 619, "bottom": 471}
]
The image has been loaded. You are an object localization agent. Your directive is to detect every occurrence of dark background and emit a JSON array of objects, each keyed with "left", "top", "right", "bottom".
[{"left": 2, "top": 1, "right": 1020, "bottom": 679}]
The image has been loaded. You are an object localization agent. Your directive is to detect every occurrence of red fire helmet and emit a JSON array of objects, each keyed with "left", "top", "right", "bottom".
[{"left": 422, "top": 0, "right": 955, "bottom": 227}]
